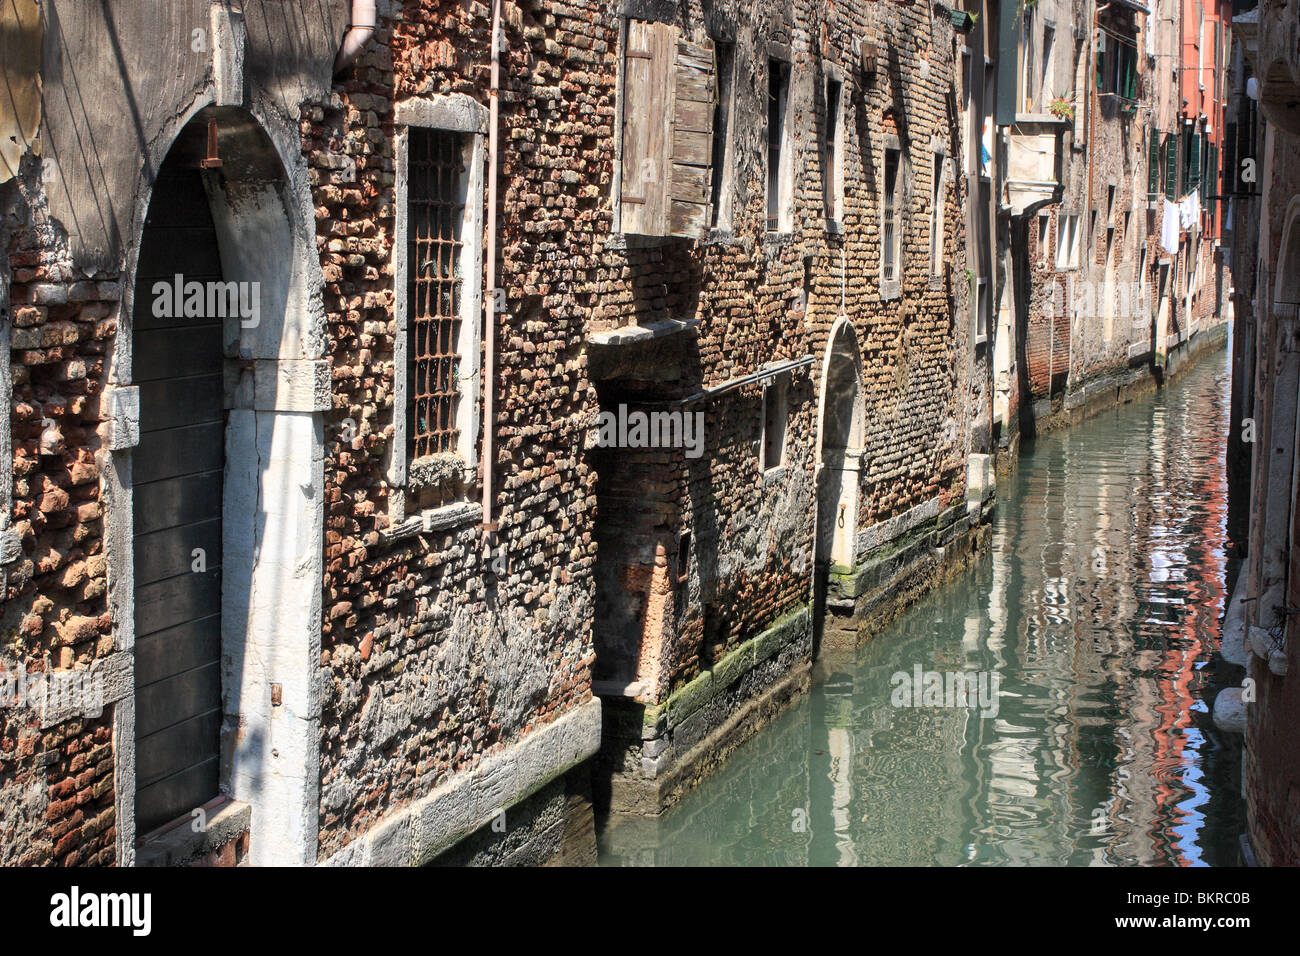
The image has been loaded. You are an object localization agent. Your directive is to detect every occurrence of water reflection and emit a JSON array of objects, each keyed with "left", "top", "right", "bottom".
[{"left": 599, "top": 350, "right": 1244, "bottom": 866}]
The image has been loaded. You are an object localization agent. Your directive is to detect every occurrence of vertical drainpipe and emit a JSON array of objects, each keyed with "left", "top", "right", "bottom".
[
  {"left": 333, "top": 0, "right": 377, "bottom": 74},
  {"left": 483, "top": 0, "right": 503, "bottom": 533}
]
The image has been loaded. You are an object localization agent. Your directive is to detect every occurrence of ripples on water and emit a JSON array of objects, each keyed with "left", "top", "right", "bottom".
[{"left": 600, "top": 349, "right": 1245, "bottom": 866}]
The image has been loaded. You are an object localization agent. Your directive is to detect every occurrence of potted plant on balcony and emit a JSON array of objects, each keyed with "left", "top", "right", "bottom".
[{"left": 1048, "top": 95, "right": 1075, "bottom": 120}]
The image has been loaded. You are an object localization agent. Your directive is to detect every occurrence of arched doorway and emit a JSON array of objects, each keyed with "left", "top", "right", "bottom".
[
  {"left": 130, "top": 136, "right": 227, "bottom": 835},
  {"left": 813, "top": 319, "right": 865, "bottom": 646},
  {"left": 816, "top": 319, "right": 866, "bottom": 569},
  {"left": 120, "top": 108, "right": 325, "bottom": 864}
]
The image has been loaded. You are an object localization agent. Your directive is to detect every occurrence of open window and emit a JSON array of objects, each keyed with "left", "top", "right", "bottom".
[
  {"left": 1096, "top": 26, "right": 1138, "bottom": 102},
  {"left": 619, "top": 20, "right": 717, "bottom": 238},
  {"left": 761, "top": 373, "right": 789, "bottom": 471},
  {"left": 823, "top": 76, "right": 844, "bottom": 226},
  {"left": 930, "top": 151, "right": 948, "bottom": 276},
  {"left": 1055, "top": 212, "right": 1080, "bottom": 270},
  {"left": 881, "top": 143, "right": 904, "bottom": 298},
  {"left": 767, "top": 56, "right": 793, "bottom": 233}
]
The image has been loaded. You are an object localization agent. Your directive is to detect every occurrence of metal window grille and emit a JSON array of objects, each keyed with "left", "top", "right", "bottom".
[
  {"left": 407, "top": 129, "right": 465, "bottom": 459},
  {"left": 883, "top": 150, "right": 899, "bottom": 281}
]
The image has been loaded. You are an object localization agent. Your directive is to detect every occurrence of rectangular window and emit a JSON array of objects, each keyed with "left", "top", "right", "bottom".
[
  {"left": 620, "top": 20, "right": 717, "bottom": 238},
  {"left": 975, "top": 277, "right": 989, "bottom": 345},
  {"left": 930, "top": 153, "right": 947, "bottom": 275},
  {"left": 1021, "top": 7, "right": 1036, "bottom": 113},
  {"left": 1055, "top": 212, "right": 1079, "bottom": 270},
  {"left": 767, "top": 57, "right": 792, "bottom": 232},
  {"left": 408, "top": 128, "right": 466, "bottom": 461},
  {"left": 710, "top": 39, "right": 736, "bottom": 229},
  {"left": 1097, "top": 29, "right": 1138, "bottom": 100},
  {"left": 1041, "top": 25, "right": 1055, "bottom": 111},
  {"left": 762, "top": 374, "right": 789, "bottom": 470},
  {"left": 882, "top": 147, "right": 901, "bottom": 284},
  {"left": 823, "top": 78, "right": 843, "bottom": 224},
  {"left": 1038, "top": 213, "right": 1050, "bottom": 264}
]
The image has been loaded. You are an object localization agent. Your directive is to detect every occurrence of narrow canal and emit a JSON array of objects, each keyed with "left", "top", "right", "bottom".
[{"left": 600, "top": 346, "right": 1246, "bottom": 866}]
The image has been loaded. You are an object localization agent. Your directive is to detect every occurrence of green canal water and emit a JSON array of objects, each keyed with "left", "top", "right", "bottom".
[{"left": 600, "top": 346, "right": 1246, "bottom": 866}]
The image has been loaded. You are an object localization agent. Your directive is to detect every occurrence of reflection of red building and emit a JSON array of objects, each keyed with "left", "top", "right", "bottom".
[{"left": 1150, "top": 429, "right": 1227, "bottom": 864}]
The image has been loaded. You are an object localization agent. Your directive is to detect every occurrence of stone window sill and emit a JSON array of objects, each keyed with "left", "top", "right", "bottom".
[{"left": 881, "top": 278, "right": 902, "bottom": 301}]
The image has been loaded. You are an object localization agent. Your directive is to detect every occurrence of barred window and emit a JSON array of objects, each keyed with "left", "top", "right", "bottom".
[
  {"left": 407, "top": 128, "right": 465, "bottom": 460},
  {"left": 882, "top": 148, "right": 901, "bottom": 282}
]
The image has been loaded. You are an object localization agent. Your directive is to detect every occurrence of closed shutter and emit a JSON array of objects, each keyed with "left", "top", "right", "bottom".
[
  {"left": 1165, "top": 131, "right": 1178, "bottom": 200},
  {"left": 1148, "top": 127, "right": 1160, "bottom": 201},
  {"left": 669, "top": 37, "right": 716, "bottom": 236},
  {"left": 620, "top": 20, "right": 676, "bottom": 236},
  {"left": 620, "top": 21, "right": 716, "bottom": 238}
]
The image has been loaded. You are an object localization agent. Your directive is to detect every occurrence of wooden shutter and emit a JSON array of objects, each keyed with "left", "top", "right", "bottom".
[
  {"left": 1165, "top": 131, "right": 1178, "bottom": 200},
  {"left": 620, "top": 20, "right": 676, "bottom": 235},
  {"left": 620, "top": 22, "right": 716, "bottom": 238},
  {"left": 1148, "top": 127, "right": 1160, "bottom": 201},
  {"left": 669, "top": 36, "right": 716, "bottom": 237}
]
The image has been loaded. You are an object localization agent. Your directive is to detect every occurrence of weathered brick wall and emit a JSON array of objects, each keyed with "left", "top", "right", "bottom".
[
  {"left": 590, "top": 0, "right": 975, "bottom": 704},
  {"left": 310, "top": 0, "right": 605, "bottom": 858},
  {"left": 1072, "top": 100, "right": 1147, "bottom": 386},
  {"left": 1, "top": 162, "right": 119, "bottom": 867}
]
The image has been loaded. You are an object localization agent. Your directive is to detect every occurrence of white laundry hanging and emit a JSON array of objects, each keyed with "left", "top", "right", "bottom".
[
  {"left": 1161, "top": 199, "right": 1180, "bottom": 255},
  {"left": 1179, "top": 188, "right": 1200, "bottom": 230}
]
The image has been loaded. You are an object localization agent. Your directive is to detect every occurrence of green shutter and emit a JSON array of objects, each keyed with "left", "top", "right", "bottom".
[
  {"left": 1148, "top": 128, "right": 1160, "bottom": 200},
  {"left": 1201, "top": 141, "right": 1211, "bottom": 221},
  {"left": 1096, "top": 33, "right": 1106, "bottom": 92},
  {"left": 1165, "top": 132, "right": 1177, "bottom": 200},
  {"left": 995, "top": 2, "right": 1020, "bottom": 125},
  {"left": 1123, "top": 45, "right": 1136, "bottom": 100}
]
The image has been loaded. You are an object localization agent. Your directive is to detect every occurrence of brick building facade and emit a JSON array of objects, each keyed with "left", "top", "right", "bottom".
[
  {"left": 1220, "top": 0, "right": 1300, "bottom": 868},
  {"left": 0, "top": 0, "right": 1240, "bottom": 869}
]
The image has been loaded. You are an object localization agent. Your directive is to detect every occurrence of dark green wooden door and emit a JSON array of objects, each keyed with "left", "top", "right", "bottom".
[{"left": 132, "top": 160, "right": 225, "bottom": 835}]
